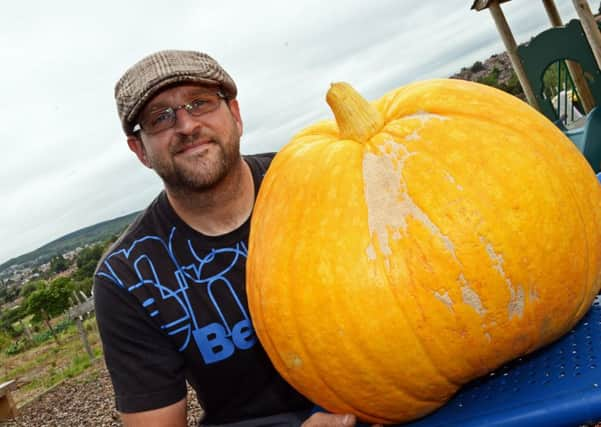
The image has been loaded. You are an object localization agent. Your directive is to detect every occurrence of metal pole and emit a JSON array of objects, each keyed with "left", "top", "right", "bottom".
[
  {"left": 542, "top": 0, "right": 595, "bottom": 113},
  {"left": 489, "top": 1, "right": 540, "bottom": 109}
]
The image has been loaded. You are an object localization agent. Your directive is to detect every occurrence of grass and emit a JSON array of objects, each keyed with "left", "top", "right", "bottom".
[{"left": 0, "top": 315, "right": 103, "bottom": 407}]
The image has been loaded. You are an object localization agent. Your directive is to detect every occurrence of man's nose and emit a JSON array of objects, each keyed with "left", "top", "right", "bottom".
[{"left": 173, "top": 106, "right": 201, "bottom": 133}]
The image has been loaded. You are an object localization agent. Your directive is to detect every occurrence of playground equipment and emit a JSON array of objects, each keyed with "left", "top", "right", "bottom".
[
  {"left": 472, "top": 0, "right": 601, "bottom": 172},
  {"left": 358, "top": 2, "right": 601, "bottom": 426}
]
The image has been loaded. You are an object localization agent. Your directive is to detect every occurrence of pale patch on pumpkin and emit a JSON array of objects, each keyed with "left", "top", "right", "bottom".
[
  {"left": 529, "top": 286, "right": 540, "bottom": 301},
  {"left": 288, "top": 354, "right": 303, "bottom": 369},
  {"left": 481, "top": 239, "right": 525, "bottom": 319},
  {"left": 366, "top": 244, "right": 377, "bottom": 261},
  {"left": 459, "top": 274, "right": 486, "bottom": 316},
  {"left": 405, "top": 131, "right": 420, "bottom": 141},
  {"left": 363, "top": 143, "right": 459, "bottom": 266},
  {"left": 400, "top": 112, "right": 448, "bottom": 143},
  {"left": 509, "top": 285, "right": 525, "bottom": 320},
  {"left": 461, "top": 286, "right": 486, "bottom": 316},
  {"left": 434, "top": 291, "right": 454, "bottom": 311},
  {"left": 444, "top": 172, "right": 464, "bottom": 191},
  {"left": 401, "top": 111, "right": 449, "bottom": 125}
]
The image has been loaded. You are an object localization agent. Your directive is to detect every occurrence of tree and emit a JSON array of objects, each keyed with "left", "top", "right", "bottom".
[
  {"left": 0, "top": 286, "right": 19, "bottom": 305},
  {"left": 0, "top": 305, "right": 27, "bottom": 337},
  {"left": 72, "top": 243, "right": 105, "bottom": 281},
  {"left": 73, "top": 277, "right": 93, "bottom": 296},
  {"left": 19, "top": 279, "right": 46, "bottom": 298},
  {"left": 25, "top": 277, "right": 74, "bottom": 343},
  {"left": 50, "top": 254, "right": 69, "bottom": 274}
]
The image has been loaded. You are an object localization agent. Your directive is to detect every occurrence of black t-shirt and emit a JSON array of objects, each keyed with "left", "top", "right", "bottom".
[{"left": 94, "top": 153, "right": 311, "bottom": 424}]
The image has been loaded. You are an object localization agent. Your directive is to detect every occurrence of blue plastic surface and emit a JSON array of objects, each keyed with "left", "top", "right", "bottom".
[
  {"left": 401, "top": 297, "right": 601, "bottom": 427},
  {"left": 314, "top": 297, "right": 601, "bottom": 426},
  {"left": 562, "top": 107, "right": 601, "bottom": 173}
]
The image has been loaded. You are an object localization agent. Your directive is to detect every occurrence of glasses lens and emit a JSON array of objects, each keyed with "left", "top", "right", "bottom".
[
  {"left": 187, "top": 94, "right": 221, "bottom": 116},
  {"left": 141, "top": 108, "right": 175, "bottom": 134}
]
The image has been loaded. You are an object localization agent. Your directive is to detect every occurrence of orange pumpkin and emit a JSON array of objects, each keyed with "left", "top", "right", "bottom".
[{"left": 246, "top": 79, "right": 601, "bottom": 424}]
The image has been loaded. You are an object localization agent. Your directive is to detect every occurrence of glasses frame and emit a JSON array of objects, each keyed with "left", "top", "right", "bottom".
[{"left": 133, "top": 90, "right": 227, "bottom": 135}]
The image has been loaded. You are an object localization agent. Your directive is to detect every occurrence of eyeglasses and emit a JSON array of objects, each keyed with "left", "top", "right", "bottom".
[{"left": 134, "top": 91, "right": 226, "bottom": 134}]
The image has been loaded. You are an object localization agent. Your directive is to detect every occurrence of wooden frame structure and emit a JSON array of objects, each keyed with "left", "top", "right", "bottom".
[
  {"left": 0, "top": 380, "right": 17, "bottom": 420},
  {"left": 471, "top": 0, "right": 601, "bottom": 113}
]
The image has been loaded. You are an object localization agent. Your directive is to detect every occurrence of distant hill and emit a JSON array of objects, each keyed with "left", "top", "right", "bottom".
[
  {"left": 450, "top": 51, "right": 525, "bottom": 100},
  {"left": 0, "top": 211, "right": 141, "bottom": 274}
]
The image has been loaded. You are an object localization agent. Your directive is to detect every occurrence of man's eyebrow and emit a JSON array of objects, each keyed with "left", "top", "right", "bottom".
[
  {"left": 144, "top": 103, "right": 171, "bottom": 113},
  {"left": 143, "top": 88, "right": 219, "bottom": 113}
]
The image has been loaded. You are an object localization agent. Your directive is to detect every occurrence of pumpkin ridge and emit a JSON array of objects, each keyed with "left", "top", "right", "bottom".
[
  {"left": 361, "top": 140, "right": 490, "bottom": 387},
  {"left": 333, "top": 258, "right": 458, "bottom": 411},
  {"left": 566, "top": 158, "right": 601, "bottom": 319},
  {"left": 568, "top": 187, "right": 594, "bottom": 320},
  {"left": 477, "top": 234, "right": 541, "bottom": 358},
  {"left": 263, "top": 149, "right": 374, "bottom": 416},
  {"left": 360, "top": 142, "right": 467, "bottom": 390},
  {"left": 517, "top": 124, "right": 598, "bottom": 326},
  {"left": 376, "top": 79, "right": 549, "bottom": 147},
  {"left": 379, "top": 255, "right": 463, "bottom": 393},
  {"left": 367, "top": 216, "right": 467, "bottom": 394}
]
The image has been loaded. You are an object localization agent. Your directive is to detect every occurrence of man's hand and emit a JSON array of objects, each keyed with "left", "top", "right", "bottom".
[
  {"left": 301, "top": 412, "right": 383, "bottom": 427},
  {"left": 121, "top": 397, "right": 187, "bottom": 427}
]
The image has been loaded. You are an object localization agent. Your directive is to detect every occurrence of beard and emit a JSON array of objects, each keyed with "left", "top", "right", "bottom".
[{"left": 147, "top": 124, "right": 241, "bottom": 194}]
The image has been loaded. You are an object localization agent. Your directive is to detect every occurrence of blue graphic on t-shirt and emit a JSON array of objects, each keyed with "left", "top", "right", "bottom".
[{"left": 97, "top": 226, "right": 257, "bottom": 364}]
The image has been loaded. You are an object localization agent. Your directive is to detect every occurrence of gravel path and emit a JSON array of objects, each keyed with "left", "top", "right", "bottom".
[
  {"left": 1, "top": 361, "right": 204, "bottom": 427},
  {"left": 3, "top": 363, "right": 601, "bottom": 427}
]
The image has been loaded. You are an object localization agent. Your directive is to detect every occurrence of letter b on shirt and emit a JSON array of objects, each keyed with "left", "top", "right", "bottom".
[{"left": 193, "top": 320, "right": 257, "bottom": 364}]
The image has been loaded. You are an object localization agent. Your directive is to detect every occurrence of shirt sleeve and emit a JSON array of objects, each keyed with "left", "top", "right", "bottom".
[{"left": 94, "top": 274, "right": 187, "bottom": 413}]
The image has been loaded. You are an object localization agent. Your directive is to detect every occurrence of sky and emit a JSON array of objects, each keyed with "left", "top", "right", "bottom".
[{"left": 0, "top": 0, "right": 592, "bottom": 265}]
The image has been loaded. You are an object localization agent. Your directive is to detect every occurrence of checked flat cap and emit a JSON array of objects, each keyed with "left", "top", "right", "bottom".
[{"left": 115, "top": 50, "right": 237, "bottom": 135}]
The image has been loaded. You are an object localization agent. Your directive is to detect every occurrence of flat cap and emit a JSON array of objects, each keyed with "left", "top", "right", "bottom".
[{"left": 115, "top": 50, "right": 237, "bottom": 135}]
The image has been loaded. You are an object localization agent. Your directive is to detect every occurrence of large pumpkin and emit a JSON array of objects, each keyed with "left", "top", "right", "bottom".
[{"left": 246, "top": 79, "right": 601, "bottom": 424}]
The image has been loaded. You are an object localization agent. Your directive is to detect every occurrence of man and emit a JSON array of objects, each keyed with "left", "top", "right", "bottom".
[{"left": 94, "top": 50, "right": 366, "bottom": 427}]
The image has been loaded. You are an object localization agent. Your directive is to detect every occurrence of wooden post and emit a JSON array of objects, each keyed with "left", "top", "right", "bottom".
[
  {"left": 19, "top": 319, "right": 33, "bottom": 343},
  {"left": 69, "top": 298, "right": 96, "bottom": 361},
  {"left": 0, "top": 380, "right": 18, "bottom": 420},
  {"left": 542, "top": 0, "right": 595, "bottom": 113},
  {"left": 75, "top": 317, "right": 94, "bottom": 361},
  {"left": 572, "top": 0, "right": 601, "bottom": 70},
  {"left": 542, "top": 0, "right": 562, "bottom": 25},
  {"left": 488, "top": 1, "right": 540, "bottom": 109}
]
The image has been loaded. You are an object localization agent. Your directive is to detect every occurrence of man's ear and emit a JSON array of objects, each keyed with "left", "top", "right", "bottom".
[
  {"left": 227, "top": 99, "right": 243, "bottom": 136},
  {"left": 127, "top": 135, "right": 152, "bottom": 169}
]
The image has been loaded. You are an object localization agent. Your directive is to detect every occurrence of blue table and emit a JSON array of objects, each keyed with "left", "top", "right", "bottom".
[
  {"left": 315, "top": 297, "right": 601, "bottom": 426},
  {"left": 402, "top": 297, "right": 601, "bottom": 427}
]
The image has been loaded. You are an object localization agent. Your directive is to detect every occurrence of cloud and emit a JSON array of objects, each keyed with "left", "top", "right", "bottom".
[{"left": 0, "top": 0, "right": 590, "bottom": 263}]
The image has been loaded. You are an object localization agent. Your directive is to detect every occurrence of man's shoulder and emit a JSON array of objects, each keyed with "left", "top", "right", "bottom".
[
  {"left": 244, "top": 152, "right": 276, "bottom": 168},
  {"left": 94, "top": 194, "right": 165, "bottom": 276}
]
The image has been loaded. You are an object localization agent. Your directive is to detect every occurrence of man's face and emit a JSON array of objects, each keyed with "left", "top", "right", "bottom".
[{"left": 128, "top": 84, "right": 243, "bottom": 193}]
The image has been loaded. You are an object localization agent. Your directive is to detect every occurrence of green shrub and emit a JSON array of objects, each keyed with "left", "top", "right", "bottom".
[
  {"left": 5, "top": 339, "right": 29, "bottom": 356},
  {"left": 470, "top": 61, "right": 485, "bottom": 73},
  {"left": 0, "top": 331, "right": 12, "bottom": 351},
  {"left": 478, "top": 67, "right": 501, "bottom": 88}
]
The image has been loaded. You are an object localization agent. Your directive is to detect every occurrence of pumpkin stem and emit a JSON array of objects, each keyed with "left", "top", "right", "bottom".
[{"left": 326, "top": 82, "right": 384, "bottom": 142}]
